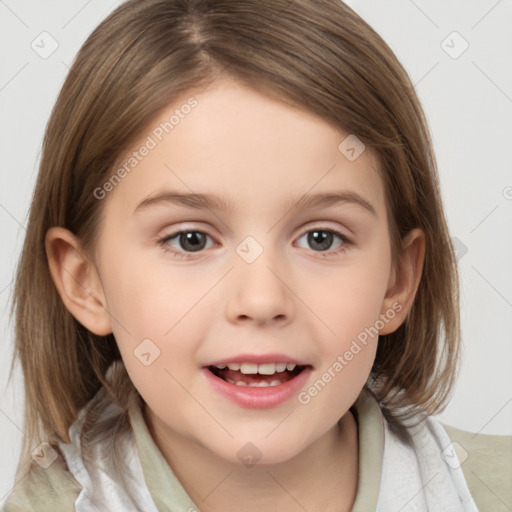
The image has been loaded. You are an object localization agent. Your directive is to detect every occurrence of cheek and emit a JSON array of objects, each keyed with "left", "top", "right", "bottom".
[
  {"left": 310, "top": 245, "right": 391, "bottom": 340},
  {"left": 297, "top": 260, "right": 387, "bottom": 420},
  {"left": 98, "top": 251, "right": 200, "bottom": 379},
  {"left": 297, "top": 236, "right": 391, "bottom": 411},
  {"left": 101, "top": 247, "right": 213, "bottom": 336}
]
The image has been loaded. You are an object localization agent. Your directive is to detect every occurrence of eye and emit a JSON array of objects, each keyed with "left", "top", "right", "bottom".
[
  {"left": 295, "top": 227, "right": 351, "bottom": 256},
  {"left": 158, "top": 226, "right": 351, "bottom": 260},
  {"left": 158, "top": 230, "right": 215, "bottom": 259}
]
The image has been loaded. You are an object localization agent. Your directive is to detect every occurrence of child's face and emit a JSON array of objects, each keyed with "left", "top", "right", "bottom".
[{"left": 90, "top": 77, "right": 404, "bottom": 464}]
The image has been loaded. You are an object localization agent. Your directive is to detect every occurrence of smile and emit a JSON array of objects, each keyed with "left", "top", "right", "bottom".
[
  {"left": 208, "top": 362, "right": 306, "bottom": 387},
  {"left": 203, "top": 362, "right": 313, "bottom": 408}
]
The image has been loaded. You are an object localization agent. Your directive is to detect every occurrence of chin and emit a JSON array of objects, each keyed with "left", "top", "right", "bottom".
[{"left": 207, "top": 436, "right": 305, "bottom": 468}]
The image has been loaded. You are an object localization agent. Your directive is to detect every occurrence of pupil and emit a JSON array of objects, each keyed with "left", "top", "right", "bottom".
[
  {"left": 308, "top": 230, "right": 332, "bottom": 251},
  {"left": 181, "top": 232, "right": 205, "bottom": 252}
]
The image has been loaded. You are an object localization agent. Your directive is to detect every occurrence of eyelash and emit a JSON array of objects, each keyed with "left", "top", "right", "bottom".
[{"left": 157, "top": 227, "right": 352, "bottom": 260}]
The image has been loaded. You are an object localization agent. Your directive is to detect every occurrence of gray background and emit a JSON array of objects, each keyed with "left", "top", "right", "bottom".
[{"left": 1, "top": 0, "right": 511, "bottom": 504}]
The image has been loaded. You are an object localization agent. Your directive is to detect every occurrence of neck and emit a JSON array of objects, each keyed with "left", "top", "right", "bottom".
[{"left": 145, "top": 408, "right": 359, "bottom": 512}]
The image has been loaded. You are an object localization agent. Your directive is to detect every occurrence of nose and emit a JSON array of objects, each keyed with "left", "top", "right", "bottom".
[{"left": 225, "top": 247, "right": 294, "bottom": 327}]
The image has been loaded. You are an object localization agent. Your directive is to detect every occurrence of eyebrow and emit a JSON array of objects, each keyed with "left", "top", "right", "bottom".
[{"left": 133, "top": 190, "right": 377, "bottom": 217}]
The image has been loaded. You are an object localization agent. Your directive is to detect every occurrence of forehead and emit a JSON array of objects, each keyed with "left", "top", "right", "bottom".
[{"left": 103, "top": 76, "right": 385, "bottom": 220}]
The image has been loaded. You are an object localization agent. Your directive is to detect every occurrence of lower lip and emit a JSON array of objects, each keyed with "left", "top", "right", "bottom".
[{"left": 202, "top": 366, "right": 313, "bottom": 409}]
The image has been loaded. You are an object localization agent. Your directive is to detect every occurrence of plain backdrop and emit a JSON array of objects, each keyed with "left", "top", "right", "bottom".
[{"left": 1, "top": 0, "right": 511, "bottom": 504}]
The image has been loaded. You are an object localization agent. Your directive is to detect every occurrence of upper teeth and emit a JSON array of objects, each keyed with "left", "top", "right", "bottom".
[{"left": 214, "top": 362, "right": 297, "bottom": 374}]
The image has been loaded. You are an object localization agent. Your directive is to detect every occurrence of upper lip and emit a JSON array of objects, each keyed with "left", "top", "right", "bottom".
[{"left": 204, "top": 353, "right": 311, "bottom": 367}]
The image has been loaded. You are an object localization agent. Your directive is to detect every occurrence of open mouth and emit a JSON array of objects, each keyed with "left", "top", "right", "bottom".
[{"left": 207, "top": 363, "right": 308, "bottom": 387}]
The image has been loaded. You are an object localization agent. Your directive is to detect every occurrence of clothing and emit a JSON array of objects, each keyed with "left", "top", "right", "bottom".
[{"left": 2, "top": 386, "right": 508, "bottom": 511}]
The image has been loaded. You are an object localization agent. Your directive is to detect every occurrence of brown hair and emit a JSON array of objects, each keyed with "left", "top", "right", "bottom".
[{"left": 7, "top": 0, "right": 460, "bottom": 487}]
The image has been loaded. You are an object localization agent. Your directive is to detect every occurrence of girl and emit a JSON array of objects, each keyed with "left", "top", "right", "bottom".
[{"left": 3, "top": 0, "right": 506, "bottom": 510}]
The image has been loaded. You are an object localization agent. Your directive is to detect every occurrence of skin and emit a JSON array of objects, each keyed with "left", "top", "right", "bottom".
[{"left": 46, "top": 76, "right": 425, "bottom": 512}]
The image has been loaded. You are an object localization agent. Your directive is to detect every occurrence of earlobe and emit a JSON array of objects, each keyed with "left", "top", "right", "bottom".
[
  {"left": 379, "top": 228, "right": 426, "bottom": 335},
  {"left": 45, "top": 227, "right": 112, "bottom": 336}
]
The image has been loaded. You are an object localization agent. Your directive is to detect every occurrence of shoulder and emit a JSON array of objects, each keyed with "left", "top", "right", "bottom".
[
  {"left": 1, "top": 445, "right": 82, "bottom": 512},
  {"left": 442, "top": 422, "right": 512, "bottom": 512}
]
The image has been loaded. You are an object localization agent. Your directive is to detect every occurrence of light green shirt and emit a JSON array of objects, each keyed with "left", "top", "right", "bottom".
[{"left": 2, "top": 388, "right": 510, "bottom": 511}]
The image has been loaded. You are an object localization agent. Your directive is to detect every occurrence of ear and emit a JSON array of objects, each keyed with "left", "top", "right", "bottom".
[
  {"left": 45, "top": 227, "right": 112, "bottom": 336},
  {"left": 378, "top": 228, "right": 426, "bottom": 335}
]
